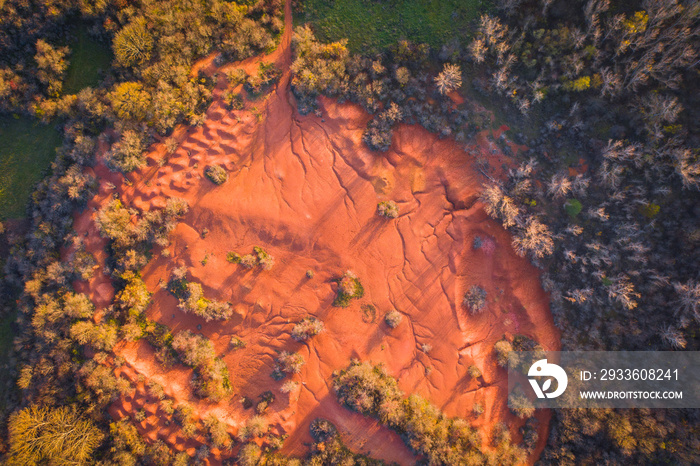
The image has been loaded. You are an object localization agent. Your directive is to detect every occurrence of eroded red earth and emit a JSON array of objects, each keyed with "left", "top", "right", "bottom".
[{"left": 70, "top": 2, "right": 560, "bottom": 462}]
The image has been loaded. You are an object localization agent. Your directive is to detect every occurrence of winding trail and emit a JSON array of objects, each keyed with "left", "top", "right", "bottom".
[{"left": 70, "top": 1, "right": 560, "bottom": 463}]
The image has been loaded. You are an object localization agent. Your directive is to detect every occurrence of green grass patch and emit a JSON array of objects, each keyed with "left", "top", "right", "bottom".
[
  {"left": 298, "top": 0, "right": 491, "bottom": 53},
  {"left": 0, "top": 115, "right": 62, "bottom": 219},
  {"left": 565, "top": 199, "right": 582, "bottom": 219},
  {"left": 63, "top": 25, "right": 112, "bottom": 94}
]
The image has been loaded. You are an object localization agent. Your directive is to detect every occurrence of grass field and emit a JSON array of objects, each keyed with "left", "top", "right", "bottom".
[
  {"left": 0, "top": 115, "right": 61, "bottom": 219},
  {"left": 298, "top": 0, "right": 491, "bottom": 52},
  {"left": 0, "top": 26, "right": 108, "bottom": 220},
  {"left": 63, "top": 25, "right": 112, "bottom": 94}
]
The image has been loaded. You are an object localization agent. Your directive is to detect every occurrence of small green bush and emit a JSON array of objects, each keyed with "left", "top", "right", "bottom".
[
  {"left": 310, "top": 418, "right": 338, "bottom": 442},
  {"left": 222, "top": 90, "right": 244, "bottom": 110},
  {"left": 334, "top": 271, "right": 364, "bottom": 307},
  {"left": 244, "top": 62, "right": 281, "bottom": 95},
  {"left": 564, "top": 199, "right": 582, "bottom": 218},
  {"left": 254, "top": 246, "right": 275, "bottom": 270},
  {"left": 230, "top": 336, "right": 246, "bottom": 349},
  {"left": 204, "top": 165, "right": 228, "bottom": 185},
  {"left": 468, "top": 365, "right": 482, "bottom": 378},
  {"left": 226, "top": 68, "right": 247, "bottom": 86},
  {"left": 377, "top": 200, "right": 399, "bottom": 218},
  {"left": 226, "top": 251, "right": 242, "bottom": 263}
]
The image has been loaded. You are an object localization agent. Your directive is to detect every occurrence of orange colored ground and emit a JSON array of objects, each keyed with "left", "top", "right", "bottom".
[{"left": 70, "top": 1, "right": 560, "bottom": 463}]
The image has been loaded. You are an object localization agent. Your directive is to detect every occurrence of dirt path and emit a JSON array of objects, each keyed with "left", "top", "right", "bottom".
[{"left": 71, "top": 1, "right": 560, "bottom": 463}]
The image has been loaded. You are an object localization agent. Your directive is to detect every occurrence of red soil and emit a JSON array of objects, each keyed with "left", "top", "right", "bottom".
[{"left": 70, "top": 1, "right": 560, "bottom": 463}]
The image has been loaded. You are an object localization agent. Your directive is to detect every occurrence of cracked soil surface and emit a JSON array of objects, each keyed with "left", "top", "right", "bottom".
[{"left": 70, "top": 1, "right": 560, "bottom": 462}]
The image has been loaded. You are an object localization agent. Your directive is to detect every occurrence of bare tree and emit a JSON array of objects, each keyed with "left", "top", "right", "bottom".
[
  {"left": 674, "top": 280, "right": 700, "bottom": 323},
  {"left": 469, "top": 38, "right": 487, "bottom": 64},
  {"left": 512, "top": 217, "right": 554, "bottom": 258},
  {"left": 608, "top": 275, "right": 640, "bottom": 310},
  {"left": 636, "top": 93, "right": 682, "bottom": 141},
  {"left": 547, "top": 172, "right": 572, "bottom": 199},
  {"left": 673, "top": 148, "right": 700, "bottom": 190},
  {"left": 434, "top": 63, "right": 462, "bottom": 95},
  {"left": 660, "top": 326, "right": 686, "bottom": 349}
]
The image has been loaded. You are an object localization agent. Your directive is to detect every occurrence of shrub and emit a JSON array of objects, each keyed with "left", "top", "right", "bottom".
[
  {"left": 226, "top": 68, "right": 247, "bottom": 86},
  {"left": 204, "top": 415, "right": 231, "bottom": 449},
  {"left": 494, "top": 339, "right": 515, "bottom": 368},
  {"left": 310, "top": 418, "right": 338, "bottom": 442},
  {"left": 134, "top": 409, "right": 146, "bottom": 422},
  {"left": 191, "top": 358, "right": 232, "bottom": 400},
  {"left": 384, "top": 310, "right": 403, "bottom": 328},
  {"left": 172, "top": 274, "right": 232, "bottom": 321},
  {"left": 256, "top": 391, "right": 275, "bottom": 414},
  {"left": 280, "top": 381, "right": 299, "bottom": 394},
  {"left": 245, "top": 62, "right": 282, "bottom": 95},
  {"left": 468, "top": 365, "right": 482, "bottom": 378},
  {"left": 147, "top": 381, "right": 166, "bottom": 400},
  {"left": 377, "top": 200, "right": 399, "bottom": 218},
  {"left": 106, "top": 130, "right": 148, "bottom": 173},
  {"left": 332, "top": 360, "right": 491, "bottom": 464},
  {"left": 333, "top": 361, "right": 402, "bottom": 415},
  {"left": 204, "top": 165, "right": 228, "bottom": 185},
  {"left": 237, "top": 443, "right": 261, "bottom": 466},
  {"left": 254, "top": 246, "right": 275, "bottom": 270},
  {"left": 463, "top": 285, "right": 487, "bottom": 314},
  {"left": 226, "top": 252, "right": 242, "bottom": 263},
  {"left": 240, "top": 254, "right": 257, "bottom": 268},
  {"left": 237, "top": 416, "right": 268, "bottom": 442},
  {"left": 271, "top": 351, "right": 305, "bottom": 379},
  {"left": 565, "top": 199, "right": 583, "bottom": 218},
  {"left": 230, "top": 336, "right": 246, "bottom": 349},
  {"left": 291, "top": 317, "right": 324, "bottom": 341},
  {"left": 116, "top": 271, "right": 151, "bottom": 315},
  {"left": 334, "top": 271, "right": 364, "bottom": 307},
  {"left": 472, "top": 236, "right": 483, "bottom": 249},
  {"left": 306, "top": 269, "right": 315, "bottom": 278},
  {"left": 222, "top": 90, "right": 244, "bottom": 110},
  {"left": 171, "top": 330, "right": 216, "bottom": 367},
  {"left": 509, "top": 388, "right": 535, "bottom": 419}
]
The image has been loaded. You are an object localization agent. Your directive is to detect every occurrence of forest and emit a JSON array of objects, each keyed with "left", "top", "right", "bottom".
[{"left": 0, "top": 0, "right": 698, "bottom": 464}]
